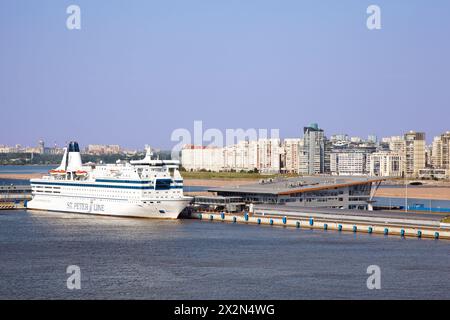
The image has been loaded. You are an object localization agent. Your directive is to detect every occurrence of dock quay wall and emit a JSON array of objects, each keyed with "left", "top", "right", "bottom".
[
  {"left": 0, "top": 185, "right": 31, "bottom": 210},
  {"left": 0, "top": 201, "right": 26, "bottom": 210},
  {"left": 192, "top": 211, "right": 450, "bottom": 240}
]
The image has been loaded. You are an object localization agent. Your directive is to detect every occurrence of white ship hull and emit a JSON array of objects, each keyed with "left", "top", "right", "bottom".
[
  {"left": 26, "top": 195, "right": 192, "bottom": 219},
  {"left": 27, "top": 142, "right": 192, "bottom": 220}
]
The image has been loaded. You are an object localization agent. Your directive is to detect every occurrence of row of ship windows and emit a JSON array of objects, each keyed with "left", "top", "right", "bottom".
[
  {"left": 30, "top": 194, "right": 174, "bottom": 204},
  {"left": 33, "top": 187, "right": 180, "bottom": 193},
  {"left": 31, "top": 195, "right": 127, "bottom": 203},
  {"left": 33, "top": 190, "right": 180, "bottom": 199},
  {"left": 33, "top": 186, "right": 61, "bottom": 190},
  {"left": 33, "top": 188, "right": 181, "bottom": 195},
  {"left": 34, "top": 190, "right": 61, "bottom": 194}
]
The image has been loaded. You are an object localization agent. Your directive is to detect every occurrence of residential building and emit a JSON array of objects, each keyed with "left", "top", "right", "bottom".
[
  {"left": 330, "top": 151, "right": 368, "bottom": 176},
  {"left": 85, "top": 144, "right": 121, "bottom": 155},
  {"left": 404, "top": 131, "right": 426, "bottom": 177},
  {"left": 368, "top": 151, "right": 403, "bottom": 177},
  {"left": 367, "top": 135, "right": 377, "bottom": 144},
  {"left": 181, "top": 145, "right": 224, "bottom": 171},
  {"left": 418, "top": 168, "right": 448, "bottom": 180},
  {"left": 283, "top": 138, "right": 303, "bottom": 173},
  {"left": 223, "top": 140, "right": 258, "bottom": 172},
  {"left": 299, "top": 123, "right": 325, "bottom": 175},
  {"left": 182, "top": 139, "right": 281, "bottom": 173},
  {"left": 257, "top": 139, "right": 282, "bottom": 174},
  {"left": 0, "top": 141, "right": 63, "bottom": 154},
  {"left": 330, "top": 134, "right": 349, "bottom": 143},
  {"left": 431, "top": 132, "right": 450, "bottom": 170},
  {"left": 388, "top": 136, "right": 405, "bottom": 155},
  {"left": 350, "top": 137, "right": 362, "bottom": 143}
]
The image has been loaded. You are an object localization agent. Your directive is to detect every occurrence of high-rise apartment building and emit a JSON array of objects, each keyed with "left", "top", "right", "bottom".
[
  {"left": 330, "top": 134, "right": 349, "bottom": 143},
  {"left": 181, "top": 139, "right": 281, "bottom": 173},
  {"left": 283, "top": 138, "right": 303, "bottom": 173},
  {"left": 431, "top": 132, "right": 450, "bottom": 170},
  {"left": 223, "top": 140, "right": 258, "bottom": 172},
  {"left": 387, "top": 136, "right": 405, "bottom": 155},
  {"left": 181, "top": 145, "right": 224, "bottom": 171},
  {"left": 367, "top": 135, "right": 377, "bottom": 144},
  {"left": 257, "top": 139, "right": 282, "bottom": 174},
  {"left": 330, "top": 151, "right": 368, "bottom": 176},
  {"left": 323, "top": 139, "right": 332, "bottom": 174},
  {"left": 299, "top": 123, "right": 325, "bottom": 175},
  {"left": 404, "top": 131, "right": 426, "bottom": 177},
  {"left": 180, "top": 127, "right": 440, "bottom": 178},
  {"left": 38, "top": 139, "right": 45, "bottom": 154},
  {"left": 368, "top": 151, "right": 403, "bottom": 177}
]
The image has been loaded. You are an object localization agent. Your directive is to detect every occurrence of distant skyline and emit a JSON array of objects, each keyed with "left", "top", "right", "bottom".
[
  {"left": 1, "top": 127, "right": 446, "bottom": 151},
  {"left": 1, "top": 0, "right": 450, "bottom": 149}
]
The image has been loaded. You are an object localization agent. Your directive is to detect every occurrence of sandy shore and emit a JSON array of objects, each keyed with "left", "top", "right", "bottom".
[
  {"left": 383, "top": 180, "right": 450, "bottom": 187},
  {"left": 0, "top": 173, "right": 43, "bottom": 180},
  {"left": 374, "top": 187, "right": 450, "bottom": 201}
]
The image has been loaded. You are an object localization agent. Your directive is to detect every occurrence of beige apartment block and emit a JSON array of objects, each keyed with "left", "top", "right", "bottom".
[
  {"left": 404, "top": 131, "right": 426, "bottom": 177},
  {"left": 283, "top": 138, "right": 303, "bottom": 173},
  {"left": 368, "top": 151, "right": 403, "bottom": 177},
  {"left": 431, "top": 132, "right": 450, "bottom": 170}
]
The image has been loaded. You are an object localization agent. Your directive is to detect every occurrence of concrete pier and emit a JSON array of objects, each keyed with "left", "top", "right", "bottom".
[
  {"left": 192, "top": 210, "right": 450, "bottom": 240},
  {"left": 0, "top": 201, "right": 26, "bottom": 210},
  {"left": 0, "top": 185, "right": 31, "bottom": 210}
]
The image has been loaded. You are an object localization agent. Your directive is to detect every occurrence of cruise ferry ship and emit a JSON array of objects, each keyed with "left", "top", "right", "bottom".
[{"left": 26, "top": 142, "right": 192, "bottom": 219}]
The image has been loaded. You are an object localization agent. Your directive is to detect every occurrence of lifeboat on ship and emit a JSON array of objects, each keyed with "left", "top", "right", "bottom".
[
  {"left": 75, "top": 170, "right": 88, "bottom": 176},
  {"left": 49, "top": 169, "right": 66, "bottom": 175}
]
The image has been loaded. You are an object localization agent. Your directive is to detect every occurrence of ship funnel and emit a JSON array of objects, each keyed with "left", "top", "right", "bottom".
[{"left": 66, "top": 141, "right": 83, "bottom": 171}]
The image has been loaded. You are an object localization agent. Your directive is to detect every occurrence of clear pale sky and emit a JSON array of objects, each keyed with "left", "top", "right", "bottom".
[{"left": 1, "top": 0, "right": 449, "bottom": 149}]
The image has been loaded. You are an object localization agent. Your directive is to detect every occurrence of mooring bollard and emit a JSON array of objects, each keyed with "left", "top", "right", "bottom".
[
  {"left": 257, "top": 218, "right": 261, "bottom": 225},
  {"left": 244, "top": 213, "right": 249, "bottom": 222},
  {"left": 384, "top": 228, "right": 389, "bottom": 235},
  {"left": 368, "top": 226, "right": 373, "bottom": 234},
  {"left": 221, "top": 212, "right": 225, "bottom": 220},
  {"left": 338, "top": 224, "right": 342, "bottom": 231},
  {"left": 352, "top": 226, "right": 357, "bottom": 233},
  {"left": 296, "top": 221, "right": 300, "bottom": 228},
  {"left": 434, "top": 232, "right": 439, "bottom": 239},
  {"left": 417, "top": 230, "right": 422, "bottom": 238},
  {"left": 323, "top": 223, "right": 328, "bottom": 230},
  {"left": 233, "top": 216, "right": 237, "bottom": 223},
  {"left": 282, "top": 216, "right": 287, "bottom": 225},
  {"left": 210, "top": 215, "right": 214, "bottom": 221},
  {"left": 269, "top": 219, "right": 274, "bottom": 225},
  {"left": 309, "top": 218, "right": 314, "bottom": 226}
]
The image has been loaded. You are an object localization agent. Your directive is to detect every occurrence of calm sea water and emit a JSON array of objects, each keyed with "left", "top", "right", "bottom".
[
  {"left": 0, "top": 165, "right": 54, "bottom": 174},
  {"left": 0, "top": 210, "right": 449, "bottom": 299}
]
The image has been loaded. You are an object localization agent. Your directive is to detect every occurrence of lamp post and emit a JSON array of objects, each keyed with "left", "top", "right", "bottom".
[{"left": 405, "top": 174, "right": 408, "bottom": 212}]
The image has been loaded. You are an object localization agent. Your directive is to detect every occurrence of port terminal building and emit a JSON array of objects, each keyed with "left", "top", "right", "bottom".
[{"left": 208, "top": 176, "right": 384, "bottom": 210}]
